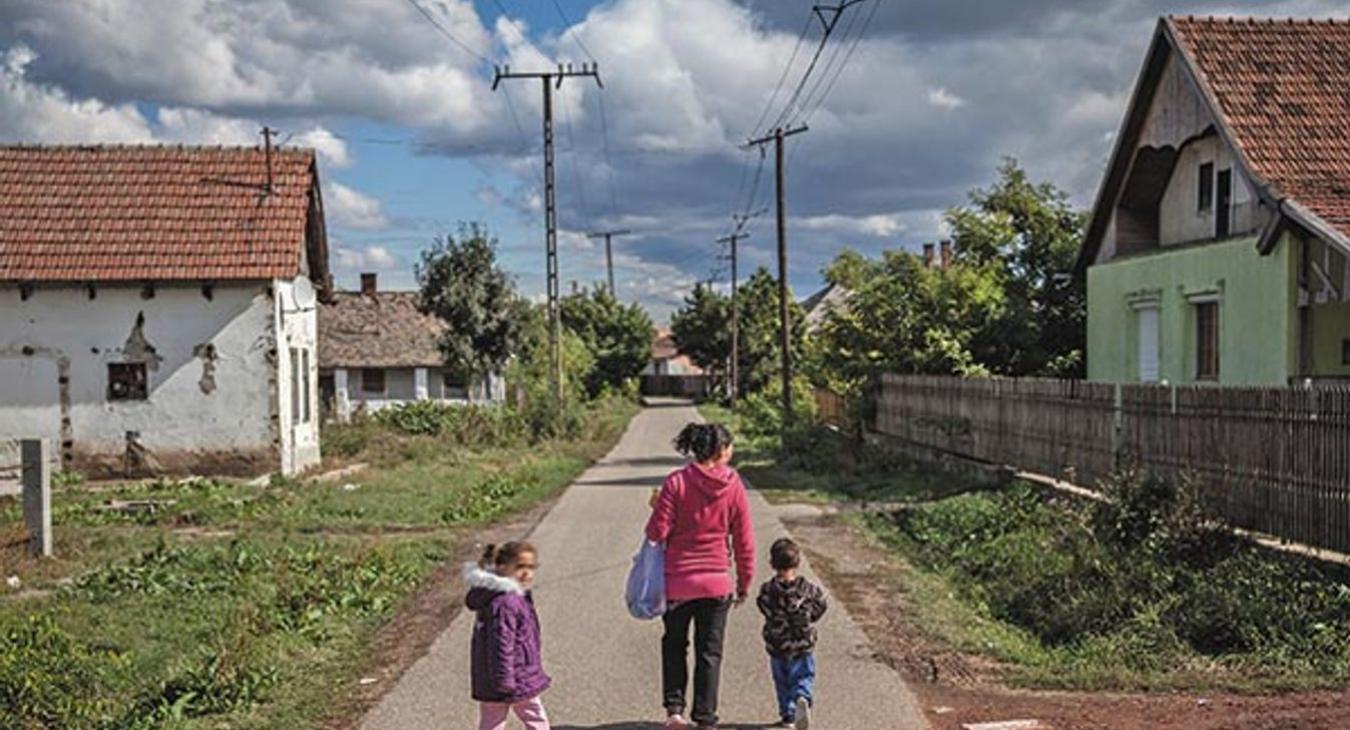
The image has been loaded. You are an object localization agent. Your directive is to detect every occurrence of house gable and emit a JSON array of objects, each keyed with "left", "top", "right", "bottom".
[{"left": 1080, "top": 16, "right": 1350, "bottom": 271}]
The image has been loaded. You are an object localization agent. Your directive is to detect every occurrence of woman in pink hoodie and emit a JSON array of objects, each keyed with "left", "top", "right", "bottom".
[{"left": 645, "top": 423, "right": 755, "bottom": 730}]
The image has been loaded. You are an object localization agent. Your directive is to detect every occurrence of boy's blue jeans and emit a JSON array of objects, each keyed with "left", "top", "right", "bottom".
[{"left": 769, "top": 653, "right": 815, "bottom": 721}]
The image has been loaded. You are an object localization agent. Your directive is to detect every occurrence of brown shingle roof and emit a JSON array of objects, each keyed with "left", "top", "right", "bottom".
[
  {"left": 1171, "top": 16, "right": 1350, "bottom": 240},
  {"left": 0, "top": 144, "right": 319, "bottom": 282},
  {"left": 318, "top": 291, "right": 448, "bottom": 369}
]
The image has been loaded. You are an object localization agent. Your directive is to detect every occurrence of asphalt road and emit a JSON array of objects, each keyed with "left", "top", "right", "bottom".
[{"left": 361, "top": 400, "right": 929, "bottom": 729}]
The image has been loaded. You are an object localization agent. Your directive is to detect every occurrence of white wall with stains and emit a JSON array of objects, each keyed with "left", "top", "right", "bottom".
[
  {"left": 274, "top": 275, "right": 321, "bottom": 475},
  {"left": 0, "top": 281, "right": 314, "bottom": 477}
]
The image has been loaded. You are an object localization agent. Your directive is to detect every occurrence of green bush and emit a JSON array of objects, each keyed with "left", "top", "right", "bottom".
[{"left": 0, "top": 615, "right": 126, "bottom": 728}]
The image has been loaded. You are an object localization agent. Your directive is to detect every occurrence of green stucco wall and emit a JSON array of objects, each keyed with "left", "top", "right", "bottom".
[{"left": 1087, "top": 235, "right": 1298, "bottom": 385}]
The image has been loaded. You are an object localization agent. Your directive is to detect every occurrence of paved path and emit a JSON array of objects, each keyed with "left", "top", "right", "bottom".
[{"left": 362, "top": 402, "right": 928, "bottom": 729}]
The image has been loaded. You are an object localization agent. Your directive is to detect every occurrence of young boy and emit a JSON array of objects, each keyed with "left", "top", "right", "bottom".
[{"left": 756, "top": 537, "right": 828, "bottom": 730}]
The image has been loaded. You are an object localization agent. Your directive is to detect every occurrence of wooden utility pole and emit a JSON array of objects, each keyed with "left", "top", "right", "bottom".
[
  {"left": 746, "top": 124, "right": 807, "bottom": 422},
  {"left": 717, "top": 227, "right": 749, "bottom": 407},
  {"left": 586, "top": 229, "right": 632, "bottom": 299},
  {"left": 494, "top": 63, "right": 603, "bottom": 400}
]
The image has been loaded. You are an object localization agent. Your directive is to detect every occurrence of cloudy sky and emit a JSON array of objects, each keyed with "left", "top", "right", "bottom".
[{"left": 2, "top": 0, "right": 1346, "bottom": 321}]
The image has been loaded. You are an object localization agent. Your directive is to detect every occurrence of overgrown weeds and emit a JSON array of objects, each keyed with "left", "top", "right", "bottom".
[
  {"left": 868, "top": 472, "right": 1350, "bottom": 690},
  {"left": 1, "top": 396, "right": 639, "bottom": 728}
]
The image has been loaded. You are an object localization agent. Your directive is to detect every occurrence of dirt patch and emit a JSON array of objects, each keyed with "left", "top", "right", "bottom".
[
  {"left": 319, "top": 491, "right": 564, "bottom": 730},
  {"left": 785, "top": 513, "right": 1350, "bottom": 730}
]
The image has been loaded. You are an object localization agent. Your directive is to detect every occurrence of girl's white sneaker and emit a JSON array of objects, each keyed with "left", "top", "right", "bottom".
[
  {"left": 663, "top": 714, "right": 690, "bottom": 730},
  {"left": 794, "top": 698, "right": 812, "bottom": 730}
]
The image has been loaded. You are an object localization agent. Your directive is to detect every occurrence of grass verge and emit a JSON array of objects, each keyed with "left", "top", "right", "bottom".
[
  {"left": 0, "top": 397, "right": 637, "bottom": 729},
  {"left": 703, "top": 403, "right": 1350, "bottom": 693}
]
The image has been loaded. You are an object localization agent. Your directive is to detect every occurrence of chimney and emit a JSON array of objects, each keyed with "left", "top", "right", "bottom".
[
  {"left": 360, "top": 273, "right": 377, "bottom": 296},
  {"left": 939, "top": 240, "right": 953, "bottom": 269},
  {"left": 922, "top": 243, "right": 935, "bottom": 268}
]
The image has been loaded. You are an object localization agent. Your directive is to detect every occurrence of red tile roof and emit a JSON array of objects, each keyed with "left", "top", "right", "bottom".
[
  {"left": 1171, "top": 16, "right": 1350, "bottom": 239},
  {"left": 0, "top": 145, "right": 321, "bottom": 282}
]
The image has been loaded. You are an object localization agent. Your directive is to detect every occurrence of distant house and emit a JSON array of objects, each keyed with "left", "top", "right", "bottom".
[
  {"left": 0, "top": 144, "right": 330, "bottom": 477},
  {"left": 644, "top": 329, "right": 704, "bottom": 376},
  {"left": 1080, "top": 16, "right": 1350, "bottom": 385},
  {"left": 317, "top": 273, "right": 503, "bottom": 421},
  {"left": 800, "top": 282, "right": 853, "bottom": 335}
]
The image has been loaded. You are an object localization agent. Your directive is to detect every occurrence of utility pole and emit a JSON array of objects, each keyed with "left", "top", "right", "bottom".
[
  {"left": 746, "top": 124, "right": 808, "bottom": 422},
  {"left": 586, "top": 229, "right": 632, "bottom": 299},
  {"left": 717, "top": 226, "right": 749, "bottom": 407},
  {"left": 494, "top": 63, "right": 603, "bottom": 400}
]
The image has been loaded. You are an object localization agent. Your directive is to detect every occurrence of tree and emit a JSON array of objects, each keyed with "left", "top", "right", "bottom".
[
  {"left": 670, "top": 269, "right": 805, "bottom": 398},
  {"left": 417, "top": 223, "right": 523, "bottom": 394},
  {"left": 822, "top": 247, "right": 879, "bottom": 289},
  {"left": 669, "top": 283, "right": 730, "bottom": 377},
  {"left": 509, "top": 299, "right": 594, "bottom": 404},
  {"left": 560, "top": 286, "right": 653, "bottom": 397},
  {"left": 808, "top": 249, "right": 1004, "bottom": 400},
  {"left": 946, "top": 158, "right": 1087, "bottom": 377}
]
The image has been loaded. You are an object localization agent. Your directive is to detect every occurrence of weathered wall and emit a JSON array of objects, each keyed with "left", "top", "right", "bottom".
[
  {"left": 275, "top": 276, "right": 321, "bottom": 475},
  {"left": 1159, "top": 136, "right": 1266, "bottom": 246},
  {"left": 1087, "top": 234, "right": 1297, "bottom": 385},
  {"left": 0, "top": 283, "right": 277, "bottom": 476}
]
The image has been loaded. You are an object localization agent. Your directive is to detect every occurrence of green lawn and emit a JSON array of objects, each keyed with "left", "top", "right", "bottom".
[{"left": 0, "top": 398, "right": 637, "bottom": 729}]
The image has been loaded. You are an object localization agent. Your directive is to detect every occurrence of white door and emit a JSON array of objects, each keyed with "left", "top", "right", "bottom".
[{"left": 1137, "top": 306, "right": 1160, "bottom": 382}]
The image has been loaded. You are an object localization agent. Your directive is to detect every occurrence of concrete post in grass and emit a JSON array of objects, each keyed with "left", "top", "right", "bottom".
[{"left": 21, "top": 439, "right": 52, "bottom": 557}]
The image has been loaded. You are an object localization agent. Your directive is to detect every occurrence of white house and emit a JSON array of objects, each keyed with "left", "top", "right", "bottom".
[
  {"left": 0, "top": 144, "right": 330, "bottom": 477},
  {"left": 317, "top": 273, "right": 504, "bottom": 422}
]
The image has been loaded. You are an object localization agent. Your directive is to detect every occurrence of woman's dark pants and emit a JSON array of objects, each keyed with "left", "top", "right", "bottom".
[{"left": 661, "top": 597, "right": 731, "bottom": 726}]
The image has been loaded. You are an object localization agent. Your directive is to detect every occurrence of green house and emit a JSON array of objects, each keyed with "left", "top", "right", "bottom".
[{"left": 1079, "top": 16, "right": 1350, "bottom": 385}]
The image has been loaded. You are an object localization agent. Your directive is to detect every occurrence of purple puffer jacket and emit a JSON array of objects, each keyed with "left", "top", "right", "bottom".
[{"left": 464, "top": 564, "right": 551, "bottom": 704}]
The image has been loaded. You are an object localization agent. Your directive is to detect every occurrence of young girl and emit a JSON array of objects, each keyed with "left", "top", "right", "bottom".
[{"left": 465, "top": 541, "right": 551, "bottom": 730}]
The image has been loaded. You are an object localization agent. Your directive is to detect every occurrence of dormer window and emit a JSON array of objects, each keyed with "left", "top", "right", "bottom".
[{"left": 1198, "top": 162, "right": 1214, "bottom": 211}]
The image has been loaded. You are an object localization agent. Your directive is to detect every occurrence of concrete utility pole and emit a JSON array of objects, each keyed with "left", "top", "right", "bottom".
[
  {"left": 494, "top": 63, "right": 603, "bottom": 400},
  {"left": 586, "top": 229, "right": 632, "bottom": 299},
  {"left": 717, "top": 227, "right": 750, "bottom": 407},
  {"left": 746, "top": 124, "right": 808, "bottom": 422}
]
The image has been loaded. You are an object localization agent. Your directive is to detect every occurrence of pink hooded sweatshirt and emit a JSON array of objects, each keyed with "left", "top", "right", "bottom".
[{"left": 645, "top": 462, "right": 755, "bottom": 602}]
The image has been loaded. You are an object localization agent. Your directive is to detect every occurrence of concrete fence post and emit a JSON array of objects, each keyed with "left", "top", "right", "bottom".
[{"left": 20, "top": 438, "right": 52, "bottom": 557}]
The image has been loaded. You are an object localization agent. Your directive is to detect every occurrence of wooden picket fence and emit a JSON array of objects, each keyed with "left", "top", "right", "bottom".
[{"left": 875, "top": 374, "right": 1350, "bottom": 553}]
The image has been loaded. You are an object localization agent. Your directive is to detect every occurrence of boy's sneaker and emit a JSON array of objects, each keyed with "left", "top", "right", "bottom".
[
  {"left": 770, "top": 721, "right": 796, "bottom": 729},
  {"left": 794, "top": 697, "right": 812, "bottom": 730},
  {"left": 662, "top": 715, "right": 689, "bottom": 730}
]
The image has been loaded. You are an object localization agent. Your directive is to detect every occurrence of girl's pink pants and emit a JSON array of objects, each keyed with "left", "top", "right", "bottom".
[{"left": 477, "top": 697, "right": 550, "bottom": 730}]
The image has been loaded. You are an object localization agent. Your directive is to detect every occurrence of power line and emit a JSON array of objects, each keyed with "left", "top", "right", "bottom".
[
  {"left": 403, "top": 0, "right": 491, "bottom": 65},
  {"left": 797, "top": 0, "right": 880, "bottom": 127},
  {"left": 596, "top": 90, "right": 620, "bottom": 216},
  {"left": 550, "top": 0, "right": 599, "bottom": 63},
  {"left": 749, "top": 13, "right": 814, "bottom": 141},
  {"left": 765, "top": 0, "right": 870, "bottom": 133}
]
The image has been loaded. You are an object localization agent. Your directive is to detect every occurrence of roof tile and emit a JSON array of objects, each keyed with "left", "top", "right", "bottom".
[
  {"left": 1171, "top": 16, "right": 1350, "bottom": 238},
  {"left": 0, "top": 144, "right": 316, "bottom": 281}
]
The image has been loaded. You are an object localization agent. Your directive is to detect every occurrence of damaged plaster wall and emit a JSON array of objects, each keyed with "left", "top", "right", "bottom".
[
  {"left": 275, "top": 275, "right": 321, "bottom": 475},
  {"left": 0, "top": 283, "right": 277, "bottom": 477}
]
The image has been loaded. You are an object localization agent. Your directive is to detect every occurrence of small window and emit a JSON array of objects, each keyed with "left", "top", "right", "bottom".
[
  {"left": 1216, "top": 168, "right": 1232, "bottom": 239},
  {"left": 108, "top": 362, "right": 148, "bottom": 401},
  {"left": 443, "top": 372, "right": 468, "bottom": 400},
  {"left": 362, "top": 368, "right": 386, "bottom": 394},
  {"left": 1342, "top": 339, "right": 1350, "bottom": 366},
  {"left": 1195, "top": 301, "right": 1220, "bottom": 381},
  {"left": 1198, "top": 162, "right": 1214, "bottom": 211}
]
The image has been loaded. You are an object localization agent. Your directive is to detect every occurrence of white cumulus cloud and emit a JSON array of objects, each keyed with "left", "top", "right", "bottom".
[{"left": 326, "top": 181, "right": 391, "bottom": 230}]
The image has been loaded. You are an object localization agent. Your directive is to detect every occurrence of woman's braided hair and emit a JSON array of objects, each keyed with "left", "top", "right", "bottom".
[{"left": 674, "top": 422, "right": 733, "bottom": 464}]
